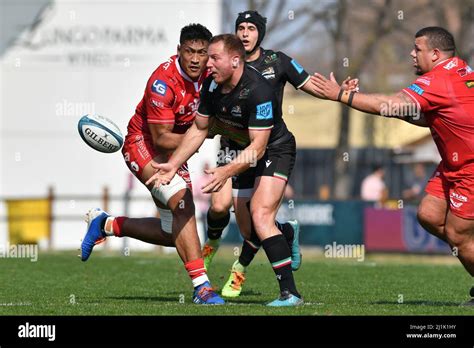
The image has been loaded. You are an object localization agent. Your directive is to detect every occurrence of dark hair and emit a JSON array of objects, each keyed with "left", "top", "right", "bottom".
[
  {"left": 209, "top": 34, "right": 245, "bottom": 61},
  {"left": 415, "top": 26, "right": 456, "bottom": 56},
  {"left": 180, "top": 23, "right": 212, "bottom": 45},
  {"left": 235, "top": 10, "right": 267, "bottom": 50},
  {"left": 372, "top": 165, "right": 384, "bottom": 173}
]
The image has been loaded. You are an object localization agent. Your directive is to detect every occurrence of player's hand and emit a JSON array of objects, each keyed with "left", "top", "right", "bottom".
[
  {"left": 145, "top": 162, "right": 178, "bottom": 188},
  {"left": 201, "top": 166, "right": 230, "bottom": 193},
  {"left": 341, "top": 76, "right": 360, "bottom": 92},
  {"left": 310, "top": 72, "right": 342, "bottom": 101}
]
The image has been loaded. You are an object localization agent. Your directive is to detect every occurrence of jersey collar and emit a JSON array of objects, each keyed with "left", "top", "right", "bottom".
[{"left": 432, "top": 57, "right": 459, "bottom": 72}]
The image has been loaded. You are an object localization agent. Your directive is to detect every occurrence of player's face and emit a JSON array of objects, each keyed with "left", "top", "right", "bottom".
[
  {"left": 178, "top": 39, "right": 209, "bottom": 80},
  {"left": 236, "top": 23, "right": 259, "bottom": 53},
  {"left": 207, "top": 41, "right": 234, "bottom": 84},
  {"left": 410, "top": 36, "right": 434, "bottom": 75}
]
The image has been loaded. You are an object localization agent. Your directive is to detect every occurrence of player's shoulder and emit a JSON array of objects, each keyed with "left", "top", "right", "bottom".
[
  {"left": 260, "top": 48, "right": 289, "bottom": 64},
  {"left": 245, "top": 65, "right": 273, "bottom": 95},
  {"left": 147, "top": 56, "right": 179, "bottom": 87}
]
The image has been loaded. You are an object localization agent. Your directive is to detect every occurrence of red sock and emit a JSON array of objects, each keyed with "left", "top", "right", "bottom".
[
  {"left": 184, "top": 258, "right": 209, "bottom": 288},
  {"left": 105, "top": 216, "right": 127, "bottom": 237}
]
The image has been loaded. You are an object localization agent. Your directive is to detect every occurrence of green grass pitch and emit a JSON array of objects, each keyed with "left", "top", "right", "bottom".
[{"left": 0, "top": 249, "right": 472, "bottom": 315}]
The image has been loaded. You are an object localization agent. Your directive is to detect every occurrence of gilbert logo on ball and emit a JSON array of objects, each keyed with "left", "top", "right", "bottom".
[{"left": 78, "top": 114, "right": 123, "bottom": 153}]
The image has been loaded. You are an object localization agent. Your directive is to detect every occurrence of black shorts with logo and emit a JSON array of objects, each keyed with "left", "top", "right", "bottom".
[{"left": 218, "top": 134, "right": 296, "bottom": 193}]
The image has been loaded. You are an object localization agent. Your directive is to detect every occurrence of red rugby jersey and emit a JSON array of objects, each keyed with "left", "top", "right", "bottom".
[
  {"left": 127, "top": 55, "right": 207, "bottom": 136},
  {"left": 403, "top": 57, "right": 474, "bottom": 171}
]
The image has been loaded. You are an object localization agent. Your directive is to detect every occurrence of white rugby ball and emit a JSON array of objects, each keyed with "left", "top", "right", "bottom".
[{"left": 78, "top": 114, "right": 123, "bottom": 153}]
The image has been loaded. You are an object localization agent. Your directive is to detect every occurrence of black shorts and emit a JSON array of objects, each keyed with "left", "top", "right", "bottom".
[
  {"left": 255, "top": 134, "right": 296, "bottom": 182},
  {"left": 218, "top": 135, "right": 296, "bottom": 197}
]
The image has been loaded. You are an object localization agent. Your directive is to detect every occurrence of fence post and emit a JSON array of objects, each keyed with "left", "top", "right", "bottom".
[{"left": 47, "top": 186, "right": 54, "bottom": 250}]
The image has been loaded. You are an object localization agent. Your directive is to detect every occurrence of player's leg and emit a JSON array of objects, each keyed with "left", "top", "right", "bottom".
[
  {"left": 202, "top": 177, "right": 232, "bottom": 269},
  {"left": 221, "top": 192, "right": 253, "bottom": 297},
  {"left": 99, "top": 160, "right": 175, "bottom": 245},
  {"left": 444, "top": 211, "right": 474, "bottom": 276},
  {"left": 202, "top": 137, "right": 234, "bottom": 269},
  {"left": 80, "top": 137, "right": 175, "bottom": 262},
  {"left": 250, "top": 137, "right": 302, "bottom": 306},
  {"left": 445, "top": 210, "right": 474, "bottom": 306},
  {"left": 417, "top": 194, "right": 448, "bottom": 242},
  {"left": 416, "top": 166, "right": 449, "bottom": 242},
  {"left": 251, "top": 175, "right": 302, "bottom": 306},
  {"left": 149, "top": 169, "right": 224, "bottom": 305}
]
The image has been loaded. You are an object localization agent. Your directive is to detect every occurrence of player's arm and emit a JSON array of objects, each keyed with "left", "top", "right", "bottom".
[
  {"left": 145, "top": 115, "right": 208, "bottom": 187},
  {"left": 301, "top": 76, "right": 359, "bottom": 99},
  {"left": 311, "top": 72, "right": 428, "bottom": 127},
  {"left": 225, "top": 128, "right": 270, "bottom": 177},
  {"left": 149, "top": 123, "right": 185, "bottom": 152},
  {"left": 201, "top": 128, "right": 270, "bottom": 194},
  {"left": 167, "top": 114, "right": 209, "bottom": 169},
  {"left": 279, "top": 52, "right": 358, "bottom": 99}
]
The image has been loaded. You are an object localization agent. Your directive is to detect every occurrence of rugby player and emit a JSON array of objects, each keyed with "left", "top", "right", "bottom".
[
  {"left": 80, "top": 24, "right": 225, "bottom": 305},
  {"left": 312, "top": 26, "right": 474, "bottom": 305},
  {"left": 202, "top": 10, "right": 358, "bottom": 298},
  {"left": 147, "top": 34, "right": 304, "bottom": 306}
]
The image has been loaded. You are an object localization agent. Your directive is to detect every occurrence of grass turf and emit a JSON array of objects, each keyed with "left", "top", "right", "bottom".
[{"left": 0, "top": 249, "right": 472, "bottom": 315}]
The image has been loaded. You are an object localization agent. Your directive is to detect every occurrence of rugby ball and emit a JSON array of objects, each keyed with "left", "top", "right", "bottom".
[{"left": 78, "top": 114, "right": 123, "bottom": 153}]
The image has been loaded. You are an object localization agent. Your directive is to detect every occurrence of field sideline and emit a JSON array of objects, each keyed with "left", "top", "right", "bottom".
[{"left": 0, "top": 248, "right": 472, "bottom": 315}]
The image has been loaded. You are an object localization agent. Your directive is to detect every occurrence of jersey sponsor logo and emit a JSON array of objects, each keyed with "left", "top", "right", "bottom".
[
  {"left": 443, "top": 58, "right": 458, "bottom": 70},
  {"left": 265, "top": 160, "right": 272, "bottom": 168},
  {"left": 415, "top": 77, "right": 431, "bottom": 86},
  {"left": 151, "top": 99, "right": 165, "bottom": 108},
  {"left": 231, "top": 105, "right": 242, "bottom": 117},
  {"left": 408, "top": 83, "right": 425, "bottom": 95},
  {"left": 152, "top": 79, "right": 167, "bottom": 96},
  {"left": 261, "top": 67, "right": 276, "bottom": 79},
  {"left": 239, "top": 88, "right": 250, "bottom": 99},
  {"left": 264, "top": 53, "right": 278, "bottom": 65},
  {"left": 466, "top": 81, "right": 474, "bottom": 88},
  {"left": 256, "top": 101, "right": 273, "bottom": 120},
  {"left": 291, "top": 59, "right": 304, "bottom": 74},
  {"left": 450, "top": 191, "right": 468, "bottom": 209}
]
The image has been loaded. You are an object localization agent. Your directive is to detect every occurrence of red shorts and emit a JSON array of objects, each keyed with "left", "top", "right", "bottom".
[
  {"left": 121, "top": 133, "right": 191, "bottom": 188},
  {"left": 425, "top": 161, "right": 474, "bottom": 219}
]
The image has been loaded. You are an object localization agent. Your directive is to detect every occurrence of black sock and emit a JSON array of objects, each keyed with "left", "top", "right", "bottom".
[
  {"left": 238, "top": 225, "right": 261, "bottom": 267},
  {"left": 261, "top": 234, "right": 299, "bottom": 297},
  {"left": 207, "top": 210, "right": 230, "bottom": 240},
  {"left": 275, "top": 221, "right": 294, "bottom": 245}
]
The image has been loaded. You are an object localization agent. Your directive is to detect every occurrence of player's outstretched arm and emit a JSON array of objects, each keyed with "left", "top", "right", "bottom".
[
  {"left": 311, "top": 72, "right": 428, "bottom": 127},
  {"left": 146, "top": 115, "right": 209, "bottom": 187},
  {"left": 201, "top": 128, "right": 270, "bottom": 194}
]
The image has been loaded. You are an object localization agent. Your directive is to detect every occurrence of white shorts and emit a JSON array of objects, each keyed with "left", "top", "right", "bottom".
[
  {"left": 151, "top": 174, "right": 188, "bottom": 206},
  {"left": 151, "top": 174, "right": 189, "bottom": 234}
]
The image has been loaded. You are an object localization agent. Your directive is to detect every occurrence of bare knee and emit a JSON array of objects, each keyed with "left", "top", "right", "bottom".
[
  {"left": 417, "top": 205, "right": 443, "bottom": 230},
  {"left": 210, "top": 199, "right": 232, "bottom": 216},
  {"left": 250, "top": 205, "right": 274, "bottom": 232},
  {"left": 445, "top": 224, "right": 470, "bottom": 250}
]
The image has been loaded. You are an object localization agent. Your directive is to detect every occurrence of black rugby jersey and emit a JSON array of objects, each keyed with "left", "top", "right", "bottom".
[
  {"left": 198, "top": 64, "right": 292, "bottom": 148},
  {"left": 248, "top": 48, "right": 310, "bottom": 110}
]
